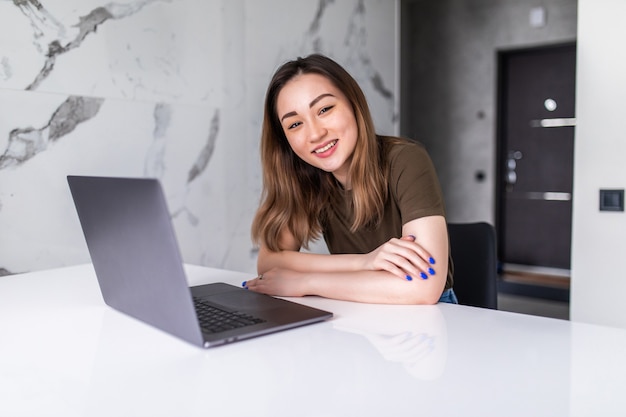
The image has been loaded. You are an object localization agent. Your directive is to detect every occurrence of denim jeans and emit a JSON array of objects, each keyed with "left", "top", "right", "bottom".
[{"left": 438, "top": 288, "right": 458, "bottom": 304}]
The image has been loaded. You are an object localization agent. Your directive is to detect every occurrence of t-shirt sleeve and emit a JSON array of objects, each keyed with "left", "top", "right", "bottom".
[{"left": 390, "top": 142, "right": 446, "bottom": 224}]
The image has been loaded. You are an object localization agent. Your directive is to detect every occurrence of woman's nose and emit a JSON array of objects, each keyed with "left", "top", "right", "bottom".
[{"left": 307, "top": 120, "right": 327, "bottom": 142}]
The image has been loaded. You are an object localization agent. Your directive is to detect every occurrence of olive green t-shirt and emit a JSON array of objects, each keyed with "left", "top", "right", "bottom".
[{"left": 321, "top": 138, "right": 454, "bottom": 290}]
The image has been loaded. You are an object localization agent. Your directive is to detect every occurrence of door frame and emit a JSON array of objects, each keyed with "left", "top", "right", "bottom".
[{"left": 495, "top": 42, "right": 576, "bottom": 300}]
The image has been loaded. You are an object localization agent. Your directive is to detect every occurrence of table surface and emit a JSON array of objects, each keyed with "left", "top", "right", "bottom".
[{"left": 1, "top": 264, "right": 625, "bottom": 417}]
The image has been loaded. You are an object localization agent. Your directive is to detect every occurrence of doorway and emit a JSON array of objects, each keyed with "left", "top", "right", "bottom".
[{"left": 496, "top": 43, "right": 577, "bottom": 287}]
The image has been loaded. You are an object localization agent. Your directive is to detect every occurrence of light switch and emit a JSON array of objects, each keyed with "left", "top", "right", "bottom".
[{"left": 599, "top": 189, "right": 624, "bottom": 212}]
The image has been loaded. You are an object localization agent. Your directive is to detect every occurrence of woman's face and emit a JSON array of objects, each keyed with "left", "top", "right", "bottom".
[{"left": 276, "top": 73, "right": 358, "bottom": 187}]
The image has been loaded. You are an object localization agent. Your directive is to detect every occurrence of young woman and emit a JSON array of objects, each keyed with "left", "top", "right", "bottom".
[{"left": 245, "top": 54, "right": 456, "bottom": 305}]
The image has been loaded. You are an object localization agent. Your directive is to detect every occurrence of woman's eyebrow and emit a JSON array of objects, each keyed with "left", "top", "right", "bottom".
[
  {"left": 309, "top": 93, "right": 335, "bottom": 108},
  {"left": 281, "top": 111, "right": 297, "bottom": 122},
  {"left": 280, "top": 93, "right": 336, "bottom": 122}
]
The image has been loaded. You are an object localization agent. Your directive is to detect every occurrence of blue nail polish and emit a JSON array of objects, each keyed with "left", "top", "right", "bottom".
[
  {"left": 429, "top": 257, "right": 436, "bottom": 265},
  {"left": 241, "top": 281, "right": 247, "bottom": 287},
  {"left": 420, "top": 272, "right": 428, "bottom": 280},
  {"left": 428, "top": 268, "right": 436, "bottom": 275},
  {"left": 406, "top": 275, "right": 413, "bottom": 281},
  {"left": 408, "top": 234, "right": 416, "bottom": 240}
]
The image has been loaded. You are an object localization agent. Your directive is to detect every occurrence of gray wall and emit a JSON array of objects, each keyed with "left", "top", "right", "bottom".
[{"left": 400, "top": 0, "right": 577, "bottom": 223}]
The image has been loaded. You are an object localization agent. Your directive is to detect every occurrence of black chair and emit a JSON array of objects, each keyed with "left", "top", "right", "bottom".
[{"left": 447, "top": 222, "right": 498, "bottom": 309}]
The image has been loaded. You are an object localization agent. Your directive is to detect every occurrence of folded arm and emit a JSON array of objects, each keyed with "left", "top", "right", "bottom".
[{"left": 248, "top": 215, "right": 449, "bottom": 305}]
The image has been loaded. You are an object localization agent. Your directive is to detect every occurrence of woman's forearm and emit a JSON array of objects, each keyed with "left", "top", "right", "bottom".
[
  {"left": 250, "top": 268, "right": 445, "bottom": 305},
  {"left": 257, "top": 245, "right": 364, "bottom": 274},
  {"left": 309, "top": 270, "right": 446, "bottom": 304}
]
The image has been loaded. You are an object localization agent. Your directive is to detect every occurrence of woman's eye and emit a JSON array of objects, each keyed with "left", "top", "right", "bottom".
[
  {"left": 288, "top": 121, "right": 302, "bottom": 130},
  {"left": 319, "top": 105, "right": 333, "bottom": 115}
]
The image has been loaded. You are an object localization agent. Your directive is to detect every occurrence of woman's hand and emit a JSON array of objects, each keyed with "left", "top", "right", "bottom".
[
  {"left": 243, "top": 268, "right": 308, "bottom": 297},
  {"left": 362, "top": 235, "right": 436, "bottom": 281}
]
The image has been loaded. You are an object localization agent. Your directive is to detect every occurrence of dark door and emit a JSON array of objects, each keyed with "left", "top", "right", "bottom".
[{"left": 496, "top": 43, "right": 576, "bottom": 272}]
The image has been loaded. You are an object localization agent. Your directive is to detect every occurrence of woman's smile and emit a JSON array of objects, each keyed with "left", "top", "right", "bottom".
[{"left": 313, "top": 139, "right": 338, "bottom": 156}]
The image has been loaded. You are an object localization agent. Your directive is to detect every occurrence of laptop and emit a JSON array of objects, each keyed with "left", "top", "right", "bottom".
[{"left": 67, "top": 175, "right": 332, "bottom": 348}]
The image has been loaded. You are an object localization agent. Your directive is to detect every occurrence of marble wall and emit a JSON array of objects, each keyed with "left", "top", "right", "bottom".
[{"left": 0, "top": 0, "right": 398, "bottom": 276}]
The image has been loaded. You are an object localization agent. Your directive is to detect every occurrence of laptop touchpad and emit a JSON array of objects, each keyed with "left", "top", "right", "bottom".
[{"left": 205, "top": 290, "right": 283, "bottom": 313}]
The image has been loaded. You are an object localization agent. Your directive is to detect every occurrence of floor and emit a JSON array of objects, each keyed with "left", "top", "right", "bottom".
[
  {"left": 497, "top": 292, "right": 569, "bottom": 320},
  {"left": 496, "top": 271, "right": 570, "bottom": 320}
]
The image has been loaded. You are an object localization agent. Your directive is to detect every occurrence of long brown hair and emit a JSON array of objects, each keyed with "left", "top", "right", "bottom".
[{"left": 251, "top": 54, "right": 389, "bottom": 251}]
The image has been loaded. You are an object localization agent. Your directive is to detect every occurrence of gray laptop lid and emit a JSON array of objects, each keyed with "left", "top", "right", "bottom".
[{"left": 67, "top": 175, "right": 331, "bottom": 348}]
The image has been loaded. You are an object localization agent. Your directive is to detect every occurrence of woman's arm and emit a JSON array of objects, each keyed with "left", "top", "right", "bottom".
[
  {"left": 248, "top": 215, "right": 448, "bottom": 305},
  {"left": 247, "top": 268, "right": 441, "bottom": 304},
  {"left": 256, "top": 236, "right": 364, "bottom": 274},
  {"left": 257, "top": 217, "right": 441, "bottom": 280}
]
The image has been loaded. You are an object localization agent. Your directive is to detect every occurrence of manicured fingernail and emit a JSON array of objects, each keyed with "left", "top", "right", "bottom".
[
  {"left": 429, "top": 257, "right": 436, "bottom": 265},
  {"left": 428, "top": 268, "right": 436, "bottom": 275},
  {"left": 408, "top": 234, "right": 416, "bottom": 240},
  {"left": 406, "top": 275, "right": 413, "bottom": 281},
  {"left": 241, "top": 281, "right": 247, "bottom": 288},
  {"left": 420, "top": 272, "right": 428, "bottom": 280}
]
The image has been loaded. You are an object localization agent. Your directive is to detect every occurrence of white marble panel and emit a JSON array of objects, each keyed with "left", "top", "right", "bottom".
[
  {"left": 0, "top": 0, "right": 398, "bottom": 276},
  {"left": 0, "top": 0, "right": 221, "bottom": 104},
  {"left": 0, "top": 88, "right": 230, "bottom": 273}
]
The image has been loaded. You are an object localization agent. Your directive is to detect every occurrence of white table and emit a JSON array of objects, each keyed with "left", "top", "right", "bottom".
[{"left": 1, "top": 264, "right": 625, "bottom": 417}]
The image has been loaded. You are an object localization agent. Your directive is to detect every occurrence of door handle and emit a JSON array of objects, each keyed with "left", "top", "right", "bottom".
[
  {"left": 523, "top": 192, "right": 572, "bottom": 201},
  {"left": 530, "top": 117, "right": 576, "bottom": 128}
]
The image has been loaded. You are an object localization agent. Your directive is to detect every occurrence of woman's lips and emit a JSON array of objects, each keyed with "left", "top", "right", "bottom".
[{"left": 313, "top": 139, "right": 338, "bottom": 154}]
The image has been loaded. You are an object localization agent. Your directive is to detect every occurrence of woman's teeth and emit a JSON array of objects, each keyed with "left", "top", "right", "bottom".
[{"left": 314, "top": 140, "right": 337, "bottom": 154}]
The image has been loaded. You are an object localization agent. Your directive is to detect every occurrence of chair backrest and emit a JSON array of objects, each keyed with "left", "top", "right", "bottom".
[{"left": 448, "top": 222, "right": 498, "bottom": 309}]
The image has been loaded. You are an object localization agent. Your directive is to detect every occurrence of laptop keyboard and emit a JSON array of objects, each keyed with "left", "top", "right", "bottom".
[{"left": 193, "top": 297, "right": 266, "bottom": 334}]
